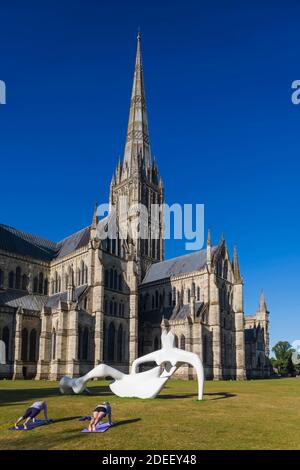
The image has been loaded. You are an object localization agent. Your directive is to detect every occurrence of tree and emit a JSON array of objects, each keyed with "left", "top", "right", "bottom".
[{"left": 272, "top": 341, "right": 295, "bottom": 375}]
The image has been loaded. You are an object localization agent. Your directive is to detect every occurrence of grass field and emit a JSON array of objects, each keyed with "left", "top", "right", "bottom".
[{"left": 0, "top": 378, "right": 300, "bottom": 450}]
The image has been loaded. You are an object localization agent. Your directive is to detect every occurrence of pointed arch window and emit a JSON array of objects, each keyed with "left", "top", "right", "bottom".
[
  {"left": 105, "top": 270, "right": 109, "bottom": 288},
  {"left": 9, "top": 271, "right": 14, "bottom": 289},
  {"left": 118, "top": 274, "right": 123, "bottom": 291},
  {"left": 54, "top": 272, "right": 59, "bottom": 293},
  {"left": 22, "top": 274, "right": 28, "bottom": 291},
  {"left": 103, "top": 323, "right": 107, "bottom": 361},
  {"left": 172, "top": 287, "right": 176, "bottom": 306},
  {"left": 138, "top": 336, "right": 144, "bottom": 357},
  {"left": 80, "top": 261, "right": 85, "bottom": 285},
  {"left": 44, "top": 279, "right": 48, "bottom": 295},
  {"left": 108, "top": 322, "right": 115, "bottom": 361},
  {"left": 38, "top": 272, "right": 44, "bottom": 294},
  {"left": 192, "top": 282, "right": 196, "bottom": 298},
  {"left": 109, "top": 269, "right": 114, "bottom": 289},
  {"left": 33, "top": 276, "right": 38, "bottom": 293},
  {"left": 15, "top": 267, "right": 21, "bottom": 289},
  {"left": 117, "top": 325, "right": 123, "bottom": 362},
  {"left": 180, "top": 335, "right": 186, "bottom": 350},
  {"left": 113, "top": 270, "right": 118, "bottom": 290},
  {"left": 77, "top": 268, "right": 81, "bottom": 286},
  {"left": 82, "top": 327, "right": 89, "bottom": 360},
  {"left": 223, "top": 260, "right": 228, "bottom": 280},
  {"left": 78, "top": 326, "right": 82, "bottom": 359},
  {"left": 21, "top": 328, "right": 28, "bottom": 361},
  {"left": 29, "top": 329, "right": 37, "bottom": 361},
  {"left": 2, "top": 326, "right": 9, "bottom": 361},
  {"left": 68, "top": 267, "right": 74, "bottom": 286},
  {"left": 64, "top": 274, "right": 68, "bottom": 290},
  {"left": 51, "top": 328, "right": 56, "bottom": 360}
]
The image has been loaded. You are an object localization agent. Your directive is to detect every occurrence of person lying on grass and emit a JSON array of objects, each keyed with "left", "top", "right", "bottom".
[
  {"left": 88, "top": 401, "right": 112, "bottom": 432},
  {"left": 14, "top": 401, "right": 50, "bottom": 429}
]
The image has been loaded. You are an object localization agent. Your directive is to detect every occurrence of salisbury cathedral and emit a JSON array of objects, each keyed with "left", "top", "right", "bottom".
[{"left": 0, "top": 35, "right": 270, "bottom": 381}]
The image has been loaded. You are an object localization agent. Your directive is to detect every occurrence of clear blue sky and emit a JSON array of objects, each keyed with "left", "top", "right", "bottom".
[{"left": 0, "top": 0, "right": 299, "bottom": 351}]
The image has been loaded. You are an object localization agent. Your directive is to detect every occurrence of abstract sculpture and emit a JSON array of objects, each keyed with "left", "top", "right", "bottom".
[{"left": 59, "top": 330, "right": 204, "bottom": 400}]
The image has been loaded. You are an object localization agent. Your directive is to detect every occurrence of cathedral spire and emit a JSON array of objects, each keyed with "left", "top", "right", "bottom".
[
  {"left": 206, "top": 228, "right": 212, "bottom": 267},
  {"left": 232, "top": 244, "right": 242, "bottom": 283},
  {"left": 92, "top": 202, "right": 98, "bottom": 227},
  {"left": 123, "top": 32, "right": 151, "bottom": 170},
  {"left": 258, "top": 289, "right": 267, "bottom": 312}
]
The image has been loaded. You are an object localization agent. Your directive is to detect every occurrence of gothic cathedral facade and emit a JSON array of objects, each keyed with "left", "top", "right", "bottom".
[{"left": 0, "top": 35, "right": 271, "bottom": 381}]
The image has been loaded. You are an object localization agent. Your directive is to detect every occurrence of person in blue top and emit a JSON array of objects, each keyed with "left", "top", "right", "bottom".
[
  {"left": 14, "top": 401, "right": 50, "bottom": 429},
  {"left": 88, "top": 402, "right": 112, "bottom": 432}
]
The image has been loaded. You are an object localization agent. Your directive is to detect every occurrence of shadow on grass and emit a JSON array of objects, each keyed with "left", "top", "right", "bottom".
[
  {"left": 53, "top": 416, "right": 82, "bottom": 424},
  {"left": 158, "top": 392, "right": 236, "bottom": 400},
  {"left": 0, "top": 385, "right": 112, "bottom": 405},
  {"left": 113, "top": 418, "right": 141, "bottom": 427},
  {"left": 204, "top": 392, "right": 236, "bottom": 400},
  {"left": 158, "top": 393, "right": 198, "bottom": 399},
  {"left": 85, "top": 386, "right": 113, "bottom": 396}
]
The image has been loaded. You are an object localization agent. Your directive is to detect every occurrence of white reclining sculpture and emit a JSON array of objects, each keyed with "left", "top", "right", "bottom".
[{"left": 59, "top": 330, "right": 204, "bottom": 400}]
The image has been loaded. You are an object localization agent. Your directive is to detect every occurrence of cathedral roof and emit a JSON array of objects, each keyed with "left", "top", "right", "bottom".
[
  {"left": 141, "top": 301, "right": 207, "bottom": 325},
  {"left": 46, "top": 284, "right": 88, "bottom": 308},
  {"left": 169, "top": 302, "right": 206, "bottom": 321},
  {"left": 0, "top": 289, "right": 48, "bottom": 311},
  {"left": 55, "top": 227, "right": 91, "bottom": 259},
  {"left": 0, "top": 224, "right": 57, "bottom": 261},
  {"left": 0, "top": 223, "right": 91, "bottom": 261},
  {"left": 142, "top": 246, "right": 218, "bottom": 284}
]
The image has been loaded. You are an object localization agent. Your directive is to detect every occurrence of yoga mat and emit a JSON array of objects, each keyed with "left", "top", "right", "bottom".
[
  {"left": 81, "top": 423, "right": 111, "bottom": 433},
  {"left": 79, "top": 416, "right": 91, "bottom": 421},
  {"left": 9, "top": 419, "right": 53, "bottom": 431}
]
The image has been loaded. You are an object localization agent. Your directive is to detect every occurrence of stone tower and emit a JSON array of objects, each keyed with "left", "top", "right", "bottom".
[
  {"left": 109, "top": 33, "right": 164, "bottom": 280},
  {"left": 232, "top": 244, "right": 246, "bottom": 379},
  {"left": 256, "top": 289, "right": 270, "bottom": 357}
]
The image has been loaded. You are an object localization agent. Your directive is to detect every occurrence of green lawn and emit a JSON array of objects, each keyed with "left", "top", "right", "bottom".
[{"left": 0, "top": 378, "right": 300, "bottom": 450}]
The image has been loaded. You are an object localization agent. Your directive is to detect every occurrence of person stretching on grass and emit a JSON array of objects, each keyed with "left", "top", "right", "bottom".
[
  {"left": 88, "top": 402, "right": 112, "bottom": 432},
  {"left": 14, "top": 401, "right": 50, "bottom": 429}
]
